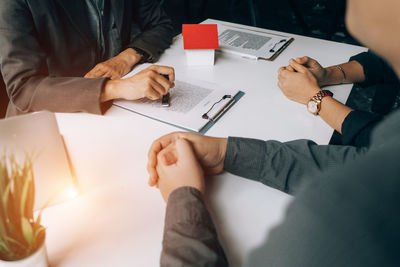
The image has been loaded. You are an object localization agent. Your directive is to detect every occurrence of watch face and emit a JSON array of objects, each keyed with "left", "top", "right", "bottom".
[{"left": 307, "top": 100, "right": 318, "bottom": 114}]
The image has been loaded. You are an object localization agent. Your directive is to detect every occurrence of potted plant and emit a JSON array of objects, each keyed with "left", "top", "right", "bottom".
[{"left": 0, "top": 153, "right": 48, "bottom": 266}]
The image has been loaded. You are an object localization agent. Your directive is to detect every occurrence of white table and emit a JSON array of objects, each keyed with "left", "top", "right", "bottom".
[{"left": 42, "top": 19, "right": 367, "bottom": 266}]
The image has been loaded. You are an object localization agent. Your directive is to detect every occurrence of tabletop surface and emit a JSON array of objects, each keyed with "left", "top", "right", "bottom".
[{"left": 42, "top": 19, "right": 367, "bottom": 267}]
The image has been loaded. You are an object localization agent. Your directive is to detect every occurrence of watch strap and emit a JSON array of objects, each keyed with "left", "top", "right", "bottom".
[
  {"left": 311, "top": 90, "right": 333, "bottom": 104},
  {"left": 309, "top": 90, "right": 334, "bottom": 115},
  {"left": 132, "top": 47, "right": 150, "bottom": 64}
]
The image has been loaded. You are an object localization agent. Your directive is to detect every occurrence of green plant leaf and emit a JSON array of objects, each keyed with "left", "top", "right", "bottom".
[
  {"left": 20, "top": 167, "right": 32, "bottom": 220},
  {"left": 4, "top": 236, "right": 25, "bottom": 250},
  {"left": 0, "top": 187, "right": 8, "bottom": 238},
  {"left": 8, "top": 191, "right": 21, "bottom": 234},
  {"left": 26, "top": 169, "right": 35, "bottom": 220},
  {"left": 33, "top": 226, "right": 46, "bottom": 248},
  {"left": 0, "top": 240, "right": 12, "bottom": 254},
  {"left": 1, "top": 151, "right": 48, "bottom": 260},
  {"left": 2, "top": 237, "right": 27, "bottom": 261},
  {"left": 0, "top": 164, "right": 10, "bottom": 242},
  {"left": 1, "top": 182, "right": 11, "bottom": 217},
  {"left": 34, "top": 210, "right": 45, "bottom": 233},
  {"left": 21, "top": 217, "right": 33, "bottom": 247},
  {"left": 2, "top": 181, "right": 11, "bottom": 207},
  {"left": 34, "top": 225, "right": 45, "bottom": 238},
  {"left": 0, "top": 217, "right": 7, "bottom": 244}
]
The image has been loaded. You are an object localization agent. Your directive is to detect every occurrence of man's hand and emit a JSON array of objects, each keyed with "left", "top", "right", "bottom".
[
  {"left": 84, "top": 48, "right": 142, "bottom": 80},
  {"left": 147, "top": 132, "right": 228, "bottom": 187},
  {"left": 101, "top": 65, "right": 175, "bottom": 102},
  {"left": 294, "top": 56, "right": 328, "bottom": 86},
  {"left": 278, "top": 59, "right": 321, "bottom": 105},
  {"left": 156, "top": 138, "right": 205, "bottom": 202}
]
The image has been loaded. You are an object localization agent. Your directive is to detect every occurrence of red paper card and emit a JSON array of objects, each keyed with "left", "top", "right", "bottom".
[{"left": 182, "top": 24, "right": 219, "bottom": 50}]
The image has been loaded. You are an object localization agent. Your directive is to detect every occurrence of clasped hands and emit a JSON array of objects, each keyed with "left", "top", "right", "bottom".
[
  {"left": 146, "top": 132, "right": 228, "bottom": 202},
  {"left": 84, "top": 48, "right": 175, "bottom": 102},
  {"left": 278, "top": 56, "right": 328, "bottom": 104}
]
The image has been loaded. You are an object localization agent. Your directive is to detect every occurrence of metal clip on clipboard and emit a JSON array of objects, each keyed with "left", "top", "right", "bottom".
[{"left": 202, "top": 95, "right": 236, "bottom": 122}]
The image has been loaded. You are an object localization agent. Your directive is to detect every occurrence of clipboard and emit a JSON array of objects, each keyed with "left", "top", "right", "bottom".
[
  {"left": 198, "top": 91, "right": 245, "bottom": 134},
  {"left": 217, "top": 23, "right": 294, "bottom": 61},
  {"left": 113, "top": 79, "right": 244, "bottom": 134}
]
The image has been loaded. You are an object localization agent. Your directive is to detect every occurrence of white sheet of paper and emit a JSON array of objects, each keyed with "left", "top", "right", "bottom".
[
  {"left": 114, "top": 79, "right": 240, "bottom": 132},
  {"left": 217, "top": 23, "right": 290, "bottom": 59}
]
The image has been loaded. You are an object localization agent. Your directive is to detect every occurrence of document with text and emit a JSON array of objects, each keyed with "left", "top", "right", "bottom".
[
  {"left": 217, "top": 23, "right": 294, "bottom": 60},
  {"left": 113, "top": 79, "right": 242, "bottom": 133}
]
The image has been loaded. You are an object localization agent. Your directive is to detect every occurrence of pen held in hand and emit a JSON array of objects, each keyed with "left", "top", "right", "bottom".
[
  {"left": 160, "top": 74, "right": 171, "bottom": 107},
  {"left": 162, "top": 92, "right": 170, "bottom": 107}
]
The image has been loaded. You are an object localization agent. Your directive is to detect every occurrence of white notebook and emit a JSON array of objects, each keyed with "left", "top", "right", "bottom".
[{"left": 0, "top": 111, "right": 77, "bottom": 210}]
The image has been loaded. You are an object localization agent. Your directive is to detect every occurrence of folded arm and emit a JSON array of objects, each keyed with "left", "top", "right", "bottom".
[{"left": 224, "top": 137, "right": 367, "bottom": 195}]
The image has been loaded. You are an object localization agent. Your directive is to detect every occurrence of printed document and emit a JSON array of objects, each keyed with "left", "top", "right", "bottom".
[
  {"left": 114, "top": 79, "right": 240, "bottom": 133},
  {"left": 217, "top": 23, "right": 293, "bottom": 60}
]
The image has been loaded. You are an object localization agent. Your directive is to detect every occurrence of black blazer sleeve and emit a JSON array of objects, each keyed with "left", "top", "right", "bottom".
[{"left": 128, "top": 0, "right": 174, "bottom": 62}]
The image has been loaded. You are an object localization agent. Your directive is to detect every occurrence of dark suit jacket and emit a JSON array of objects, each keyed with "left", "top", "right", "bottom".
[{"left": 0, "top": 0, "right": 173, "bottom": 116}]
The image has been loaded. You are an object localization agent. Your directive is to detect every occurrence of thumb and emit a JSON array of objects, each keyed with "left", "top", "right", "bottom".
[
  {"left": 157, "top": 144, "right": 177, "bottom": 166},
  {"left": 296, "top": 56, "right": 308, "bottom": 65},
  {"left": 161, "top": 151, "right": 177, "bottom": 166},
  {"left": 175, "top": 138, "right": 197, "bottom": 163}
]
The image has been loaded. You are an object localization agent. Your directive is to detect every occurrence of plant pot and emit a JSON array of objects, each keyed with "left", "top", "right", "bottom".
[{"left": 0, "top": 242, "right": 48, "bottom": 267}]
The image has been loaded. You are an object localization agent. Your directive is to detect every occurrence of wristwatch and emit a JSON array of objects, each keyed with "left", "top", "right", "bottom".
[
  {"left": 307, "top": 90, "right": 333, "bottom": 115},
  {"left": 132, "top": 47, "right": 150, "bottom": 64}
]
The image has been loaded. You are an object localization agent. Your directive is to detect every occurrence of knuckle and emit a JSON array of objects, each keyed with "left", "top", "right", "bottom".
[
  {"left": 147, "top": 70, "right": 157, "bottom": 77},
  {"left": 147, "top": 77, "right": 154, "bottom": 85}
]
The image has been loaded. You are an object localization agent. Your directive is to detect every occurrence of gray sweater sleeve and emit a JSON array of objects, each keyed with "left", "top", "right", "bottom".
[
  {"left": 245, "top": 141, "right": 400, "bottom": 267},
  {"left": 224, "top": 137, "right": 368, "bottom": 195},
  {"left": 161, "top": 187, "right": 229, "bottom": 267}
]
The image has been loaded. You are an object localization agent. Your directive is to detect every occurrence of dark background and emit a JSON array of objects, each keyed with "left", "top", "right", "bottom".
[{"left": 161, "top": 0, "right": 358, "bottom": 45}]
